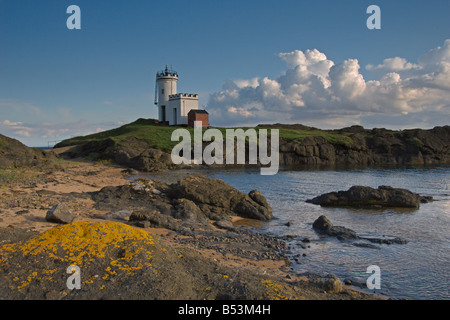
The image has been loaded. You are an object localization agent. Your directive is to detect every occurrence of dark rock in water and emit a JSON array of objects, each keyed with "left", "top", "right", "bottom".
[
  {"left": 343, "top": 278, "right": 352, "bottom": 285},
  {"left": 312, "top": 215, "right": 407, "bottom": 244},
  {"left": 343, "top": 277, "right": 367, "bottom": 288},
  {"left": 352, "top": 242, "right": 381, "bottom": 249},
  {"left": 306, "top": 185, "right": 432, "bottom": 208},
  {"left": 359, "top": 234, "right": 408, "bottom": 245},
  {"left": 312, "top": 215, "right": 333, "bottom": 231},
  {"left": 312, "top": 216, "right": 358, "bottom": 240},
  {"left": 328, "top": 226, "right": 358, "bottom": 240},
  {"left": 420, "top": 196, "right": 434, "bottom": 203},
  {"left": 45, "top": 204, "right": 76, "bottom": 224}
]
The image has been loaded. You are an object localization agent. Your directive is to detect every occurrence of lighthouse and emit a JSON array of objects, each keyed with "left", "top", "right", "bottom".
[
  {"left": 154, "top": 65, "right": 200, "bottom": 126},
  {"left": 154, "top": 65, "right": 178, "bottom": 123}
]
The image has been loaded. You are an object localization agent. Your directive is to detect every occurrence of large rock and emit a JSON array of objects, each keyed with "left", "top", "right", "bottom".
[
  {"left": 169, "top": 176, "right": 273, "bottom": 221},
  {"left": 306, "top": 185, "right": 432, "bottom": 208},
  {"left": 45, "top": 204, "right": 76, "bottom": 224},
  {"left": 92, "top": 175, "right": 274, "bottom": 228},
  {"left": 312, "top": 215, "right": 333, "bottom": 231}
]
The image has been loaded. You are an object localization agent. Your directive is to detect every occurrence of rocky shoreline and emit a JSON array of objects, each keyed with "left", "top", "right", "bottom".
[
  {"left": 7, "top": 129, "right": 444, "bottom": 300},
  {"left": 276, "top": 124, "right": 450, "bottom": 167},
  {"left": 0, "top": 145, "right": 381, "bottom": 300}
]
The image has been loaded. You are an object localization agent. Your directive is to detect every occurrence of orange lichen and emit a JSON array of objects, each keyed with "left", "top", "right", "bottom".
[
  {"left": 0, "top": 221, "right": 156, "bottom": 291},
  {"left": 261, "top": 279, "right": 289, "bottom": 300}
]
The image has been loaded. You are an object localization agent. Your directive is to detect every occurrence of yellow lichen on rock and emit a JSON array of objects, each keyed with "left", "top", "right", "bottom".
[
  {"left": 261, "top": 279, "right": 289, "bottom": 300},
  {"left": 6, "top": 221, "right": 154, "bottom": 265},
  {"left": 0, "top": 221, "right": 156, "bottom": 291}
]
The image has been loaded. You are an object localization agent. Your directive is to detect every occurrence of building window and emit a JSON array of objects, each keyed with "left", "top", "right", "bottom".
[{"left": 161, "top": 89, "right": 165, "bottom": 94}]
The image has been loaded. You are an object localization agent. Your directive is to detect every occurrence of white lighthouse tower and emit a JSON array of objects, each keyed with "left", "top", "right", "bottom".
[
  {"left": 154, "top": 65, "right": 178, "bottom": 123},
  {"left": 154, "top": 65, "right": 199, "bottom": 125}
]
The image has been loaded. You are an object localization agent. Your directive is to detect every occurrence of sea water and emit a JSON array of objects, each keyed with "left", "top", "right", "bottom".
[{"left": 206, "top": 165, "right": 450, "bottom": 300}]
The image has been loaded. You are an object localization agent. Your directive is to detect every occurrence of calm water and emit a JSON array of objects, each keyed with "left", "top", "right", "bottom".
[{"left": 204, "top": 165, "right": 450, "bottom": 300}]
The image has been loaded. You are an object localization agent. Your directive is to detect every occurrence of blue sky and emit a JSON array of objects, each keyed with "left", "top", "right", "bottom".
[{"left": 0, "top": 0, "right": 449, "bottom": 146}]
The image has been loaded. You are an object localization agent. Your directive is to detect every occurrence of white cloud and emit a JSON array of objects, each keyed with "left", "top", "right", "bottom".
[
  {"left": 1, "top": 120, "right": 34, "bottom": 138},
  {"left": 366, "top": 57, "right": 420, "bottom": 72},
  {"left": 2, "top": 120, "right": 23, "bottom": 126},
  {"left": 14, "top": 130, "right": 31, "bottom": 137},
  {"left": 207, "top": 39, "right": 450, "bottom": 129}
]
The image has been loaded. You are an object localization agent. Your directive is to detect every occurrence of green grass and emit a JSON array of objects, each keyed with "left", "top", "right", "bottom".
[
  {"left": 55, "top": 118, "right": 354, "bottom": 152},
  {"left": 408, "top": 137, "right": 424, "bottom": 148},
  {"left": 0, "top": 168, "right": 39, "bottom": 188},
  {"left": 277, "top": 128, "right": 354, "bottom": 147},
  {"left": 55, "top": 118, "right": 186, "bottom": 152}
]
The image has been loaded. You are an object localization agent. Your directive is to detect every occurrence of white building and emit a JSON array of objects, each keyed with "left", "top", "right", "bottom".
[{"left": 154, "top": 65, "right": 199, "bottom": 125}]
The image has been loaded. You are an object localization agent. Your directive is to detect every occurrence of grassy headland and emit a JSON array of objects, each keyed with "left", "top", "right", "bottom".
[
  {"left": 55, "top": 118, "right": 354, "bottom": 152},
  {"left": 53, "top": 119, "right": 449, "bottom": 169}
]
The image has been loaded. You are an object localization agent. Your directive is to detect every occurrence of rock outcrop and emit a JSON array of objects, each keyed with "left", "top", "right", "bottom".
[
  {"left": 91, "top": 176, "right": 273, "bottom": 231},
  {"left": 168, "top": 176, "right": 273, "bottom": 221},
  {"left": 278, "top": 125, "right": 450, "bottom": 167},
  {"left": 62, "top": 137, "right": 175, "bottom": 172},
  {"left": 307, "top": 185, "right": 433, "bottom": 208}
]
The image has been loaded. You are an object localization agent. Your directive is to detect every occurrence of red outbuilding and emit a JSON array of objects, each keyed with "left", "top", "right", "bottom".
[{"left": 188, "top": 109, "right": 209, "bottom": 128}]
